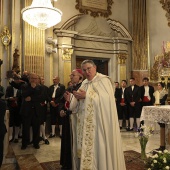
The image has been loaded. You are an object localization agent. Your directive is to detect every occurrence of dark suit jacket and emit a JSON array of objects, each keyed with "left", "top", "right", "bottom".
[
  {"left": 48, "top": 83, "right": 65, "bottom": 104},
  {"left": 117, "top": 87, "right": 128, "bottom": 105},
  {"left": 115, "top": 88, "right": 120, "bottom": 105},
  {"left": 0, "top": 85, "right": 4, "bottom": 98},
  {"left": 126, "top": 85, "right": 141, "bottom": 104},
  {"left": 20, "top": 83, "right": 44, "bottom": 117},
  {"left": 5, "top": 85, "right": 22, "bottom": 109},
  {"left": 140, "top": 85, "right": 154, "bottom": 104},
  {"left": 0, "top": 99, "right": 7, "bottom": 135},
  {"left": 41, "top": 85, "right": 50, "bottom": 103}
]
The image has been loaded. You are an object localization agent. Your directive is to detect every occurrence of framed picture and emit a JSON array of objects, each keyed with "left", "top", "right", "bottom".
[{"left": 75, "top": 0, "right": 113, "bottom": 17}]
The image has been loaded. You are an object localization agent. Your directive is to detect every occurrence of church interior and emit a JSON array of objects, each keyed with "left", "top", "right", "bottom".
[{"left": 1, "top": 0, "right": 170, "bottom": 169}]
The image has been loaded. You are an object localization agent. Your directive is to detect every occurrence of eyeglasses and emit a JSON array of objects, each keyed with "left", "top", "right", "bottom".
[{"left": 82, "top": 67, "right": 92, "bottom": 72}]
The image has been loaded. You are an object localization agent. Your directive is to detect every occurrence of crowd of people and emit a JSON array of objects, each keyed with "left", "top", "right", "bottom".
[
  {"left": 115, "top": 77, "right": 168, "bottom": 132},
  {"left": 0, "top": 59, "right": 168, "bottom": 169}
]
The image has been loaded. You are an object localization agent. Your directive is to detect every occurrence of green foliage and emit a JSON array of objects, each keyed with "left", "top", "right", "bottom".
[{"left": 145, "top": 150, "right": 170, "bottom": 170}]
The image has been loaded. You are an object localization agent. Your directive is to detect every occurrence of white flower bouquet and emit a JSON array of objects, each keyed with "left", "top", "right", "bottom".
[{"left": 145, "top": 150, "right": 170, "bottom": 170}]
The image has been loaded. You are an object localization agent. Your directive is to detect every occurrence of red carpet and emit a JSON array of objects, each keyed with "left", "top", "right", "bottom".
[
  {"left": 40, "top": 150, "right": 145, "bottom": 170},
  {"left": 124, "top": 150, "right": 145, "bottom": 170}
]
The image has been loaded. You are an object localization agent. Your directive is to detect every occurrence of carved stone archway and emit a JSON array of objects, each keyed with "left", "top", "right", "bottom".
[{"left": 54, "top": 15, "right": 132, "bottom": 85}]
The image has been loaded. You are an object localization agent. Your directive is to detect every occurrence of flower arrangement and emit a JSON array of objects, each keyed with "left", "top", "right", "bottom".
[
  {"left": 135, "top": 124, "right": 154, "bottom": 139},
  {"left": 145, "top": 150, "right": 170, "bottom": 170},
  {"left": 135, "top": 125, "right": 154, "bottom": 159}
]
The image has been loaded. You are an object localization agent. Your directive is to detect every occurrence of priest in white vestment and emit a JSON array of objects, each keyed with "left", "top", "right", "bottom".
[{"left": 67, "top": 60, "right": 126, "bottom": 170}]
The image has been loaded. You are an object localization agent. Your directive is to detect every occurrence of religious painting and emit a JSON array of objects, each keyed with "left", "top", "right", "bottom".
[{"left": 75, "top": 0, "right": 113, "bottom": 17}]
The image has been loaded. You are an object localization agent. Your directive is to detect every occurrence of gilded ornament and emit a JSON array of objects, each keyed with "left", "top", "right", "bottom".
[
  {"left": 0, "top": 26, "right": 11, "bottom": 49},
  {"left": 62, "top": 48, "right": 73, "bottom": 60}
]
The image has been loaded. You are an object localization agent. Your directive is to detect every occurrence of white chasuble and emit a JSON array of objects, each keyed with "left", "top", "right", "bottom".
[{"left": 70, "top": 73, "right": 126, "bottom": 170}]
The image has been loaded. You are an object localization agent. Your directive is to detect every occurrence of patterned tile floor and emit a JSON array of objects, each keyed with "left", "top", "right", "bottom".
[{"left": 0, "top": 125, "right": 164, "bottom": 170}]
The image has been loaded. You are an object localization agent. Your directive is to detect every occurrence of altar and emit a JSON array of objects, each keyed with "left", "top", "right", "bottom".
[{"left": 141, "top": 105, "right": 170, "bottom": 150}]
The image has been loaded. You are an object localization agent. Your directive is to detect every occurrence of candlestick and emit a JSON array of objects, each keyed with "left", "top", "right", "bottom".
[{"left": 154, "top": 91, "right": 160, "bottom": 104}]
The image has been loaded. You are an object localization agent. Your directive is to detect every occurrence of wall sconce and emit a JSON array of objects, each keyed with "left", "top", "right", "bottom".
[
  {"left": 0, "top": 26, "right": 11, "bottom": 49},
  {"left": 46, "top": 37, "right": 58, "bottom": 46},
  {"left": 46, "top": 46, "right": 57, "bottom": 54}
]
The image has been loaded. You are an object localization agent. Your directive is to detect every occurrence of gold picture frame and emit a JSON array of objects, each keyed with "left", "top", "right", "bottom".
[{"left": 75, "top": 0, "right": 113, "bottom": 17}]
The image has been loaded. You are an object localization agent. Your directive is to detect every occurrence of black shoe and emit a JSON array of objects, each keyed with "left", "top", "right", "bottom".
[
  {"left": 120, "top": 126, "right": 122, "bottom": 130},
  {"left": 49, "top": 134, "right": 55, "bottom": 138},
  {"left": 13, "top": 139, "right": 18, "bottom": 143},
  {"left": 18, "top": 135, "right": 22, "bottom": 138},
  {"left": 126, "top": 127, "right": 130, "bottom": 131},
  {"left": 27, "top": 141, "right": 33, "bottom": 145},
  {"left": 44, "top": 139, "right": 50, "bottom": 145},
  {"left": 39, "top": 136, "right": 43, "bottom": 141},
  {"left": 128, "top": 128, "right": 134, "bottom": 131},
  {"left": 9, "top": 138, "right": 13, "bottom": 143},
  {"left": 33, "top": 144, "right": 40, "bottom": 149},
  {"left": 21, "top": 145, "right": 27, "bottom": 150}
]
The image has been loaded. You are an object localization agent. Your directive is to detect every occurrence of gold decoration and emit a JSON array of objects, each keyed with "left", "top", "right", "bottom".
[
  {"left": 0, "top": 26, "right": 11, "bottom": 49},
  {"left": 75, "top": 0, "right": 113, "bottom": 17},
  {"left": 150, "top": 51, "right": 170, "bottom": 81},
  {"left": 118, "top": 53, "right": 127, "bottom": 64},
  {"left": 12, "top": 48, "right": 20, "bottom": 73},
  {"left": 62, "top": 48, "right": 73, "bottom": 60},
  {"left": 160, "top": 0, "right": 170, "bottom": 27},
  {"left": 132, "top": 0, "right": 148, "bottom": 70}
]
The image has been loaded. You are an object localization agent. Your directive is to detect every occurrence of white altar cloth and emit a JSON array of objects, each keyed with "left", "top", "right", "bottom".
[
  {"left": 141, "top": 105, "right": 170, "bottom": 149},
  {"left": 141, "top": 105, "right": 170, "bottom": 124}
]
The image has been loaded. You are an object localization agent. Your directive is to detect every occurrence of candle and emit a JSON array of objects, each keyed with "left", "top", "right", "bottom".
[{"left": 154, "top": 91, "right": 160, "bottom": 104}]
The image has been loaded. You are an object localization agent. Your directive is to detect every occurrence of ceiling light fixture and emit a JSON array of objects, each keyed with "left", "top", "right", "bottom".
[{"left": 21, "top": 0, "right": 62, "bottom": 30}]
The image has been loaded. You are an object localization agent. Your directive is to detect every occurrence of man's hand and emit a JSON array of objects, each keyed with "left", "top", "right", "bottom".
[
  {"left": 50, "top": 101, "right": 58, "bottom": 107},
  {"left": 120, "top": 103, "right": 126, "bottom": 106},
  {"left": 73, "top": 89, "right": 86, "bottom": 100},
  {"left": 64, "top": 91, "right": 71, "bottom": 102},
  {"left": 25, "top": 96, "right": 31, "bottom": 101},
  {"left": 31, "top": 82, "right": 36, "bottom": 88},
  {"left": 60, "top": 110, "right": 66, "bottom": 117},
  {"left": 130, "top": 102, "right": 135, "bottom": 107}
]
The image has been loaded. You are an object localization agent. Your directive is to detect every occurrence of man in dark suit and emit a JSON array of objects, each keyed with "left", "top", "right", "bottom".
[
  {"left": 0, "top": 99, "right": 7, "bottom": 167},
  {"left": 48, "top": 76, "right": 65, "bottom": 138},
  {"left": 20, "top": 73, "right": 44, "bottom": 150},
  {"left": 39, "top": 76, "right": 50, "bottom": 144},
  {"left": 140, "top": 77, "right": 154, "bottom": 125},
  {"left": 5, "top": 85, "right": 22, "bottom": 143},
  {"left": 125, "top": 77, "right": 141, "bottom": 131},
  {"left": 140, "top": 77, "right": 154, "bottom": 106},
  {"left": 117, "top": 80, "right": 129, "bottom": 130}
]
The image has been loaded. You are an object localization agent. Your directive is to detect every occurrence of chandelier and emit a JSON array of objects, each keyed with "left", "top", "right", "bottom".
[{"left": 21, "top": 0, "right": 62, "bottom": 30}]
